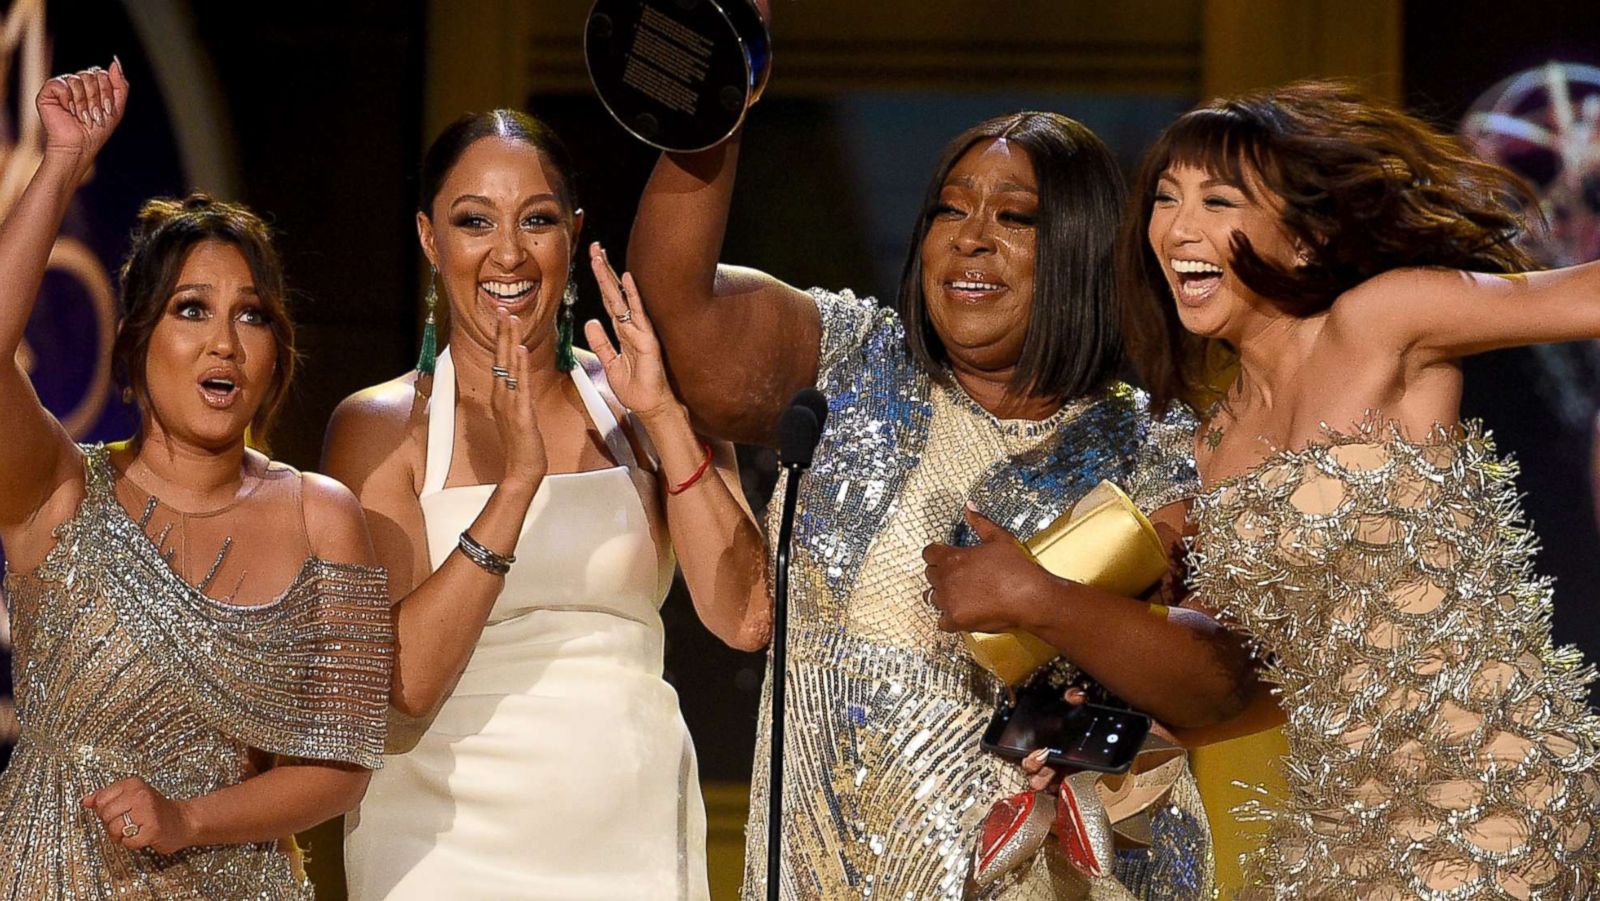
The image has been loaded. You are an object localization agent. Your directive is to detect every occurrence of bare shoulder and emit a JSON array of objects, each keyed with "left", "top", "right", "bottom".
[
  {"left": 1331, "top": 267, "right": 1475, "bottom": 323},
  {"left": 299, "top": 470, "right": 364, "bottom": 524},
  {"left": 328, "top": 373, "right": 426, "bottom": 443},
  {"left": 323, "top": 372, "right": 428, "bottom": 487},
  {"left": 298, "top": 470, "right": 376, "bottom": 565}
]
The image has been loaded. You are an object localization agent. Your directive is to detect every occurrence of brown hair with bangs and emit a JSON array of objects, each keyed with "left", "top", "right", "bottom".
[
  {"left": 1117, "top": 79, "right": 1539, "bottom": 411},
  {"left": 113, "top": 194, "right": 296, "bottom": 446}
]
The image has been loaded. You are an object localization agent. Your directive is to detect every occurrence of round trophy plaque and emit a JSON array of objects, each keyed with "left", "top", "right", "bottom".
[{"left": 585, "top": 0, "right": 771, "bottom": 152}]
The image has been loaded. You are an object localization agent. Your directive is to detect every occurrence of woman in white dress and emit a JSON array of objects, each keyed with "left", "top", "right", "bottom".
[{"left": 325, "top": 110, "right": 770, "bottom": 900}]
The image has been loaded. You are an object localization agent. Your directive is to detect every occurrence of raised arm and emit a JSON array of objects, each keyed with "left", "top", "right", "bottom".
[
  {"left": 322, "top": 311, "right": 544, "bottom": 721},
  {"left": 586, "top": 246, "right": 772, "bottom": 650},
  {"left": 1339, "top": 261, "right": 1600, "bottom": 363},
  {"left": 0, "top": 62, "right": 127, "bottom": 529},
  {"left": 626, "top": 136, "right": 822, "bottom": 445}
]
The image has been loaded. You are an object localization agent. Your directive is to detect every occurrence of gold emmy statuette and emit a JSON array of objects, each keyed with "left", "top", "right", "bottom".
[{"left": 964, "top": 481, "right": 1169, "bottom": 685}]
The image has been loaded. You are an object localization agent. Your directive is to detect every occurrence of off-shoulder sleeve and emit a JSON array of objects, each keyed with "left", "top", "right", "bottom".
[
  {"left": 808, "top": 287, "right": 891, "bottom": 379},
  {"left": 63, "top": 446, "right": 395, "bottom": 769},
  {"left": 251, "top": 559, "right": 395, "bottom": 768},
  {"left": 1126, "top": 399, "right": 1201, "bottom": 513}
]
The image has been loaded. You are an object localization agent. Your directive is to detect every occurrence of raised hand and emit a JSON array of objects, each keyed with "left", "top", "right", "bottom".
[
  {"left": 37, "top": 59, "right": 128, "bottom": 172},
  {"left": 584, "top": 242, "right": 678, "bottom": 419},
  {"left": 81, "top": 776, "right": 197, "bottom": 855},
  {"left": 922, "top": 504, "right": 1060, "bottom": 634},
  {"left": 490, "top": 307, "right": 546, "bottom": 490}
]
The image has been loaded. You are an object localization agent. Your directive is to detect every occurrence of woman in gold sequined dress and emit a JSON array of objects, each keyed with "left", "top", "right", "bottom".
[
  {"left": 627, "top": 20, "right": 1260, "bottom": 896},
  {"left": 1120, "top": 81, "right": 1600, "bottom": 898},
  {"left": 0, "top": 64, "right": 393, "bottom": 899}
]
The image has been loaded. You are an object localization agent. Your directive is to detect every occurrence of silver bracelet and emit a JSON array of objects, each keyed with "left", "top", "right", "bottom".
[{"left": 458, "top": 531, "right": 514, "bottom": 576}]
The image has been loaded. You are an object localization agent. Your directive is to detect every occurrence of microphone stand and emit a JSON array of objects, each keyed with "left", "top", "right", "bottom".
[
  {"left": 765, "top": 459, "right": 802, "bottom": 901},
  {"left": 766, "top": 390, "right": 825, "bottom": 901}
]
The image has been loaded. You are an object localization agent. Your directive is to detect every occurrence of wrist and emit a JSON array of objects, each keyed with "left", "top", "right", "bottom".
[
  {"left": 172, "top": 798, "right": 204, "bottom": 849},
  {"left": 634, "top": 399, "right": 689, "bottom": 431},
  {"left": 1015, "top": 575, "right": 1076, "bottom": 635},
  {"left": 496, "top": 470, "right": 543, "bottom": 501},
  {"left": 39, "top": 146, "right": 86, "bottom": 174}
]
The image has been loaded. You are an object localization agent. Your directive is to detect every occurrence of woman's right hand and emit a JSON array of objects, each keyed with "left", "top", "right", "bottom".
[
  {"left": 37, "top": 59, "right": 128, "bottom": 172},
  {"left": 491, "top": 308, "right": 545, "bottom": 492}
]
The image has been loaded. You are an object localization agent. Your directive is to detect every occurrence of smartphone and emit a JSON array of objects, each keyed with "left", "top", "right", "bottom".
[{"left": 980, "top": 676, "right": 1151, "bottom": 774}]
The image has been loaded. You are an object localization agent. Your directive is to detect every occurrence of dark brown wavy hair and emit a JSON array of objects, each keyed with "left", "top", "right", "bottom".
[
  {"left": 114, "top": 194, "right": 296, "bottom": 445},
  {"left": 1117, "top": 80, "right": 1539, "bottom": 411}
]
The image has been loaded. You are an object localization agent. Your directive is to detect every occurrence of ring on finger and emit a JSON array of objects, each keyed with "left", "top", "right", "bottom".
[
  {"left": 120, "top": 812, "right": 140, "bottom": 839},
  {"left": 491, "top": 365, "right": 511, "bottom": 380},
  {"left": 616, "top": 309, "right": 633, "bottom": 323},
  {"left": 504, "top": 378, "right": 519, "bottom": 391}
]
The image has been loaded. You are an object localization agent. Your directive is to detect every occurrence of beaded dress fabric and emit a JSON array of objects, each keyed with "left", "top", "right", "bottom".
[
  {"left": 1187, "top": 424, "right": 1600, "bottom": 899},
  {"left": 741, "top": 289, "right": 1212, "bottom": 901},
  {"left": 0, "top": 445, "right": 392, "bottom": 900}
]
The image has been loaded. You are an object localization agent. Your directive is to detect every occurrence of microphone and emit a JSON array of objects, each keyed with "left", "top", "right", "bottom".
[
  {"left": 776, "top": 387, "right": 827, "bottom": 469},
  {"left": 766, "top": 387, "right": 827, "bottom": 901}
]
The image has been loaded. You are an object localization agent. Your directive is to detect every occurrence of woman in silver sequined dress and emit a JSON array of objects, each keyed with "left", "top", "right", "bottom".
[
  {"left": 0, "top": 65, "right": 393, "bottom": 899},
  {"left": 1120, "top": 80, "right": 1600, "bottom": 898},
  {"left": 627, "top": 36, "right": 1260, "bottom": 899}
]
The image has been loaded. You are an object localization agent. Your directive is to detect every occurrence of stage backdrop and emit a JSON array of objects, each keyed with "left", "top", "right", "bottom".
[{"left": 0, "top": 0, "right": 223, "bottom": 767}]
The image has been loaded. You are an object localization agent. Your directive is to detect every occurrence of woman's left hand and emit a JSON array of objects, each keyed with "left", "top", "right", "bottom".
[
  {"left": 584, "top": 242, "right": 677, "bottom": 418},
  {"left": 922, "top": 504, "right": 1058, "bottom": 633},
  {"left": 82, "top": 776, "right": 197, "bottom": 855}
]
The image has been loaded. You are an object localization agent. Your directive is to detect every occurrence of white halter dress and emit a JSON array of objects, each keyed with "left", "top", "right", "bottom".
[{"left": 345, "top": 348, "right": 709, "bottom": 900}]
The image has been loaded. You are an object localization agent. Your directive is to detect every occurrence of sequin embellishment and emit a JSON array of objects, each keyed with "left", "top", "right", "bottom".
[
  {"left": 1188, "top": 423, "right": 1600, "bottom": 899},
  {"left": 742, "top": 290, "right": 1211, "bottom": 900},
  {"left": 0, "top": 446, "right": 393, "bottom": 899}
]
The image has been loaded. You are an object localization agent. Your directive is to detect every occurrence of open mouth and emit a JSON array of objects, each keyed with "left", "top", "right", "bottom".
[
  {"left": 197, "top": 371, "right": 240, "bottom": 409},
  {"left": 1170, "top": 258, "right": 1223, "bottom": 303},
  {"left": 479, "top": 279, "right": 537, "bottom": 311},
  {"left": 944, "top": 273, "right": 1009, "bottom": 301}
]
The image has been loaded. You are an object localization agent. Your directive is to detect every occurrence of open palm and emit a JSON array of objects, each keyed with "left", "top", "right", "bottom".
[{"left": 583, "top": 243, "right": 675, "bottom": 418}]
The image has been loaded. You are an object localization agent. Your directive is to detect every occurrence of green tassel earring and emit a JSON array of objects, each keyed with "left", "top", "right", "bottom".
[
  {"left": 556, "top": 280, "right": 578, "bottom": 372},
  {"left": 416, "top": 267, "right": 439, "bottom": 375}
]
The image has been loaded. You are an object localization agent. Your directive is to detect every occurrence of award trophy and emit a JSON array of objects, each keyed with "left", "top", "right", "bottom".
[{"left": 585, "top": 0, "right": 770, "bottom": 151}]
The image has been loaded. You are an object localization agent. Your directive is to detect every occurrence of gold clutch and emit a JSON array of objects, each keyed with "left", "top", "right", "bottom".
[{"left": 963, "top": 481, "right": 1170, "bottom": 685}]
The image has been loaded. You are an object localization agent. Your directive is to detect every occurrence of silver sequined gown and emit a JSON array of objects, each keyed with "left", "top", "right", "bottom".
[
  {"left": 0, "top": 446, "right": 393, "bottom": 899},
  {"left": 1188, "top": 426, "right": 1600, "bottom": 899},
  {"left": 741, "top": 290, "right": 1214, "bottom": 900}
]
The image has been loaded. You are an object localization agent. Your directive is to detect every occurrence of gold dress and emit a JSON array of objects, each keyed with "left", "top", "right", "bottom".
[
  {"left": 1187, "top": 425, "right": 1600, "bottom": 899},
  {"left": 741, "top": 290, "right": 1213, "bottom": 900},
  {"left": 0, "top": 446, "right": 392, "bottom": 899}
]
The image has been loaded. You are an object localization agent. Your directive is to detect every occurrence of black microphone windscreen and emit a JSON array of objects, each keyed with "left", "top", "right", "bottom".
[
  {"left": 776, "top": 405, "right": 821, "bottom": 468},
  {"left": 792, "top": 387, "right": 829, "bottom": 433}
]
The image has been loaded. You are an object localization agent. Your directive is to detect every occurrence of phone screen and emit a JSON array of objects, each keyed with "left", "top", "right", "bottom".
[{"left": 981, "top": 680, "right": 1151, "bottom": 774}]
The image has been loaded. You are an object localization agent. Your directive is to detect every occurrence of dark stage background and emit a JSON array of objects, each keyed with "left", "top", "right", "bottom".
[{"left": 1, "top": 1, "right": 1597, "bottom": 897}]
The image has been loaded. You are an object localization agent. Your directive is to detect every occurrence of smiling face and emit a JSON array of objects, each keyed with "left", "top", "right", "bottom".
[
  {"left": 418, "top": 136, "right": 583, "bottom": 353},
  {"left": 1146, "top": 164, "right": 1301, "bottom": 339},
  {"left": 918, "top": 137, "right": 1040, "bottom": 377},
  {"left": 139, "top": 240, "right": 280, "bottom": 449}
]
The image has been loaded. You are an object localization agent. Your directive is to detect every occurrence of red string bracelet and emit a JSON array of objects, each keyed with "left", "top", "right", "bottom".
[{"left": 666, "top": 441, "right": 714, "bottom": 496}]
